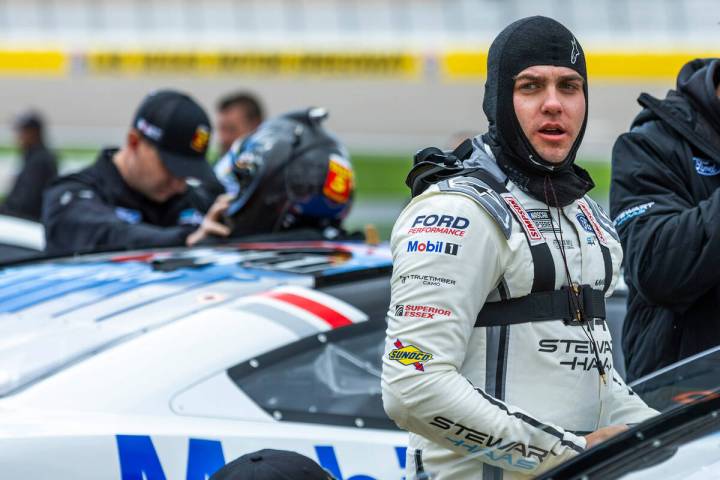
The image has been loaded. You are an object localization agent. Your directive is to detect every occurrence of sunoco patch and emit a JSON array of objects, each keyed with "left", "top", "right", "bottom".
[{"left": 389, "top": 339, "right": 433, "bottom": 371}]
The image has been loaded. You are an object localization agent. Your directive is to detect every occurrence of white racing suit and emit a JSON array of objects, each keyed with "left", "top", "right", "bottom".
[{"left": 382, "top": 145, "right": 657, "bottom": 479}]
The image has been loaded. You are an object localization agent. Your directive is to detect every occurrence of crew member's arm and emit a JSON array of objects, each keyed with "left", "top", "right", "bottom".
[
  {"left": 382, "top": 191, "right": 586, "bottom": 475},
  {"left": 611, "top": 129, "right": 720, "bottom": 310},
  {"left": 42, "top": 183, "right": 231, "bottom": 254},
  {"left": 42, "top": 184, "right": 194, "bottom": 254}
]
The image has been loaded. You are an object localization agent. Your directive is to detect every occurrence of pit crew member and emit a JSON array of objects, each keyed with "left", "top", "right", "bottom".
[{"left": 42, "top": 90, "right": 229, "bottom": 254}]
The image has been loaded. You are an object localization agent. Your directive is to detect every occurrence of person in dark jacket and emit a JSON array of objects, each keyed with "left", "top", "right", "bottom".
[
  {"left": 610, "top": 58, "right": 720, "bottom": 381},
  {"left": 0, "top": 111, "right": 57, "bottom": 221},
  {"left": 42, "top": 90, "right": 230, "bottom": 254}
]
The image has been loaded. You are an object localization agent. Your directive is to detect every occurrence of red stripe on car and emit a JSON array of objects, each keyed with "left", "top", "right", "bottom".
[{"left": 266, "top": 292, "right": 353, "bottom": 329}]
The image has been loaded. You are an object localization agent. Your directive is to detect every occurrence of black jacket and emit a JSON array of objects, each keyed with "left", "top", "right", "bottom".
[
  {"left": 42, "top": 148, "right": 215, "bottom": 254},
  {"left": 610, "top": 58, "right": 720, "bottom": 381},
  {"left": 0, "top": 143, "right": 57, "bottom": 221}
]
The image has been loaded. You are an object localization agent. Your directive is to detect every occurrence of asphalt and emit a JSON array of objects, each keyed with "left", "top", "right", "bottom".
[{"left": 0, "top": 76, "right": 670, "bottom": 156}]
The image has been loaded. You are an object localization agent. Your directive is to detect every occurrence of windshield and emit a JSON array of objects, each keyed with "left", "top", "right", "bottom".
[
  {"left": 534, "top": 350, "right": 720, "bottom": 480},
  {"left": 630, "top": 346, "right": 720, "bottom": 413}
]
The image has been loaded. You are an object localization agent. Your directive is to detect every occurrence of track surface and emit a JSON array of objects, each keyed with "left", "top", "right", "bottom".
[{"left": 0, "top": 76, "right": 670, "bottom": 156}]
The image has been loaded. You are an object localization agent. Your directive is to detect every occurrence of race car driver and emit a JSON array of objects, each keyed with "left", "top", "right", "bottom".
[
  {"left": 42, "top": 90, "right": 230, "bottom": 254},
  {"left": 214, "top": 107, "right": 355, "bottom": 240},
  {"left": 381, "top": 16, "right": 657, "bottom": 479}
]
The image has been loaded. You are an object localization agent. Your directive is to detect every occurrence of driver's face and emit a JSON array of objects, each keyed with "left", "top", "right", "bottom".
[{"left": 512, "top": 65, "right": 586, "bottom": 164}]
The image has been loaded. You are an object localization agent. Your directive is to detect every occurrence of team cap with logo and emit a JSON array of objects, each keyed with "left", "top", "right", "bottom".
[{"left": 132, "top": 89, "right": 215, "bottom": 183}]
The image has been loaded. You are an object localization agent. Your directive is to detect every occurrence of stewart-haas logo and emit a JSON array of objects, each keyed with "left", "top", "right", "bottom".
[{"left": 389, "top": 340, "right": 433, "bottom": 371}]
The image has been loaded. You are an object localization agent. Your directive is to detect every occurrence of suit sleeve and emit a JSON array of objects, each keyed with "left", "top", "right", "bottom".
[
  {"left": 603, "top": 368, "right": 659, "bottom": 426},
  {"left": 610, "top": 129, "right": 720, "bottom": 310},
  {"left": 42, "top": 183, "right": 193, "bottom": 254},
  {"left": 381, "top": 191, "right": 586, "bottom": 476}
]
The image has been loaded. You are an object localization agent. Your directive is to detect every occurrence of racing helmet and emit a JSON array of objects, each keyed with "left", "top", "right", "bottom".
[{"left": 215, "top": 107, "right": 354, "bottom": 236}]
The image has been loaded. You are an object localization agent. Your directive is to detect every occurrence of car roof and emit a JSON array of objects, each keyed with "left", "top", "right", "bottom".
[{"left": 0, "top": 241, "right": 391, "bottom": 398}]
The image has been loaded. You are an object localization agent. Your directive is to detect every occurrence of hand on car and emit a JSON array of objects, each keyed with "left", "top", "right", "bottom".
[
  {"left": 584, "top": 424, "right": 629, "bottom": 449},
  {"left": 186, "top": 194, "right": 233, "bottom": 246}
]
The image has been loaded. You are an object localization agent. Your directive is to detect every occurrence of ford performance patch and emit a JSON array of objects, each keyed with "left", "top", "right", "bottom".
[{"left": 408, "top": 214, "right": 470, "bottom": 237}]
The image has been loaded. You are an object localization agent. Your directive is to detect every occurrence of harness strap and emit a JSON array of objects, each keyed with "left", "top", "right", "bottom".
[
  {"left": 465, "top": 169, "right": 556, "bottom": 294},
  {"left": 475, "top": 285, "right": 606, "bottom": 327},
  {"left": 599, "top": 244, "right": 612, "bottom": 294},
  {"left": 407, "top": 141, "right": 613, "bottom": 314}
]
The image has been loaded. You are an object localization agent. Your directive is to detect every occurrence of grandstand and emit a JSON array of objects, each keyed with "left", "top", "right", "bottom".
[
  {"left": 0, "top": 0, "right": 717, "bottom": 48},
  {"left": 0, "top": 1, "right": 717, "bottom": 153}
]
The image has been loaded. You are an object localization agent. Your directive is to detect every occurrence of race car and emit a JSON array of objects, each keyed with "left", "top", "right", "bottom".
[
  {"left": 539, "top": 346, "right": 720, "bottom": 480},
  {"left": 0, "top": 214, "right": 44, "bottom": 262},
  {"left": 0, "top": 241, "right": 404, "bottom": 479},
  {"left": 0, "top": 240, "right": 718, "bottom": 479}
]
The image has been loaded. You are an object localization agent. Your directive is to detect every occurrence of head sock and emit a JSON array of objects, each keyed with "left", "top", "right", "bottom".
[{"left": 482, "top": 16, "right": 594, "bottom": 207}]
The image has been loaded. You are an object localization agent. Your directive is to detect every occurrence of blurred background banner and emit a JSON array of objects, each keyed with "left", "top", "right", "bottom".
[{"left": 0, "top": 0, "right": 718, "bottom": 235}]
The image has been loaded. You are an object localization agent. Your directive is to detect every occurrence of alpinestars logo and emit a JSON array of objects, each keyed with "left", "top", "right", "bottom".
[{"left": 570, "top": 38, "right": 580, "bottom": 64}]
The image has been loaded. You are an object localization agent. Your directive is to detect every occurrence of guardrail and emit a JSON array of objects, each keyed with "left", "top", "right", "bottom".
[{"left": 2, "top": 48, "right": 718, "bottom": 81}]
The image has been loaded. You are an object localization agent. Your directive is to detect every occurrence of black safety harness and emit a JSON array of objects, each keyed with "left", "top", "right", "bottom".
[{"left": 407, "top": 140, "right": 610, "bottom": 328}]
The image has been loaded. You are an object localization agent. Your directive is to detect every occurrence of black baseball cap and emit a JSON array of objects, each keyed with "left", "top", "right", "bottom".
[
  {"left": 14, "top": 110, "right": 44, "bottom": 132},
  {"left": 132, "top": 89, "right": 215, "bottom": 183},
  {"left": 210, "top": 449, "right": 334, "bottom": 480}
]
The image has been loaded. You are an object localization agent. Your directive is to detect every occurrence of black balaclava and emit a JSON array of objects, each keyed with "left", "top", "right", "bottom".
[{"left": 482, "top": 16, "right": 594, "bottom": 207}]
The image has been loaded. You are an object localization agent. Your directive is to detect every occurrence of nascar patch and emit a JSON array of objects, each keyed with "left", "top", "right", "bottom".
[{"left": 389, "top": 339, "right": 433, "bottom": 371}]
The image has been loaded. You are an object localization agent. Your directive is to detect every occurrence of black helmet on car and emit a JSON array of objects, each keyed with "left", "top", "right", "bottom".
[{"left": 215, "top": 107, "right": 354, "bottom": 236}]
